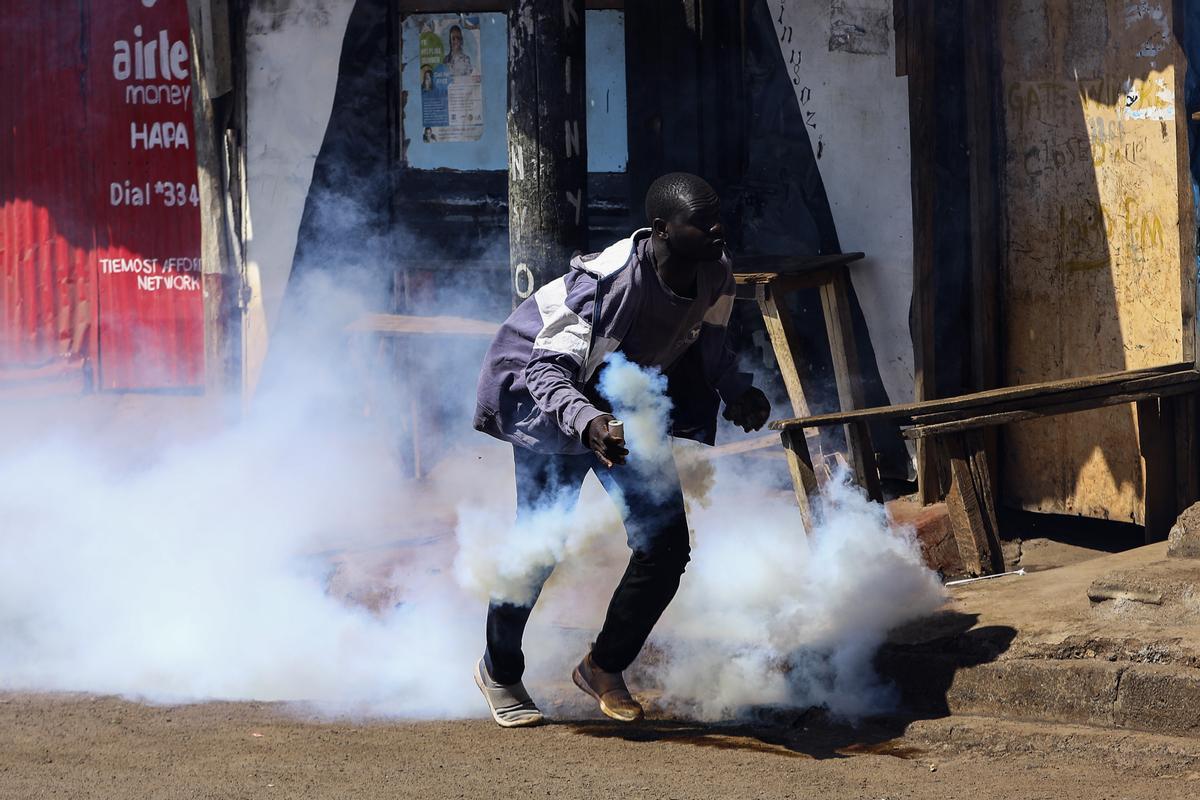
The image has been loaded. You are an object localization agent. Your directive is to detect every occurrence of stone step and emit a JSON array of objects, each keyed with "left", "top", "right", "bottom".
[{"left": 878, "top": 648, "right": 1200, "bottom": 739}]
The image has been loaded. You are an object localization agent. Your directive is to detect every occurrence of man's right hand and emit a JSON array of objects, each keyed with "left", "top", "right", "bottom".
[{"left": 585, "top": 413, "right": 629, "bottom": 468}]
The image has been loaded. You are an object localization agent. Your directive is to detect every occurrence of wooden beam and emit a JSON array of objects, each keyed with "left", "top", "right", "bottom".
[
  {"left": 704, "top": 433, "right": 779, "bottom": 459},
  {"left": 905, "top": 0, "right": 939, "bottom": 503},
  {"left": 960, "top": 0, "right": 998, "bottom": 398},
  {"left": 902, "top": 381, "right": 1200, "bottom": 439},
  {"left": 734, "top": 252, "right": 865, "bottom": 275},
  {"left": 755, "top": 283, "right": 815, "bottom": 421},
  {"left": 940, "top": 432, "right": 1003, "bottom": 576},
  {"left": 735, "top": 271, "right": 830, "bottom": 291},
  {"left": 771, "top": 362, "right": 1196, "bottom": 429},
  {"left": 754, "top": 280, "right": 826, "bottom": 493},
  {"left": 346, "top": 313, "right": 500, "bottom": 337},
  {"left": 907, "top": 370, "right": 1200, "bottom": 424},
  {"left": 507, "top": 0, "right": 588, "bottom": 304},
  {"left": 819, "top": 269, "right": 883, "bottom": 501},
  {"left": 962, "top": 0, "right": 1002, "bottom": 487},
  {"left": 780, "top": 428, "right": 818, "bottom": 532}
]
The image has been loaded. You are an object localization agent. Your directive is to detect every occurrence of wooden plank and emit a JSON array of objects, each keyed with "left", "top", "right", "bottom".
[
  {"left": 968, "top": 429, "right": 1005, "bottom": 572},
  {"left": 771, "top": 362, "right": 1195, "bottom": 430},
  {"left": 755, "top": 283, "right": 815, "bottom": 420},
  {"left": 734, "top": 271, "right": 829, "bottom": 290},
  {"left": 941, "top": 436, "right": 983, "bottom": 574},
  {"left": 780, "top": 428, "right": 818, "bottom": 533},
  {"left": 906, "top": 370, "right": 1200, "bottom": 426},
  {"left": 818, "top": 268, "right": 883, "bottom": 501},
  {"left": 963, "top": 2, "right": 1000, "bottom": 396},
  {"left": 962, "top": 0, "right": 1002, "bottom": 491},
  {"left": 940, "top": 433, "right": 1003, "bottom": 576},
  {"left": 905, "top": 0, "right": 938, "bottom": 504},
  {"left": 903, "top": 380, "right": 1200, "bottom": 439},
  {"left": 347, "top": 313, "right": 500, "bottom": 337},
  {"left": 733, "top": 252, "right": 864, "bottom": 275},
  {"left": 704, "top": 433, "right": 779, "bottom": 459},
  {"left": 755, "top": 281, "right": 825, "bottom": 499}
]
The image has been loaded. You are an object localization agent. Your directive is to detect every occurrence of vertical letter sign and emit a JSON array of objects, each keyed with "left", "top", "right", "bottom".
[{"left": 92, "top": 1, "right": 204, "bottom": 390}]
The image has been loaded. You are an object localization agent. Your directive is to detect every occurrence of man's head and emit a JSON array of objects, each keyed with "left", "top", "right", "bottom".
[{"left": 645, "top": 173, "right": 725, "bottom": 262}]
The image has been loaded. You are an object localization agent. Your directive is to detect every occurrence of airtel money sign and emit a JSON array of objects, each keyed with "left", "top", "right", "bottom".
[{"left": 92, "top": 2, "right": 204, "bottom": 390}]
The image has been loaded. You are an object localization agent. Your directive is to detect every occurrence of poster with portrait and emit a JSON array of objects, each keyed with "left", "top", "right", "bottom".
[{"left": 416, "top": 14, "right": 483, "bottom": 142}]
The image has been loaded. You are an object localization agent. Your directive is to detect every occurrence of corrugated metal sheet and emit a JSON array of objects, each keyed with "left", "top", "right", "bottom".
[
  {"left": 0, "top": 1, "right": 204, "bottom": 396},
  {"left": 0, "top": 3, "right": 96, "bottom": 397}
]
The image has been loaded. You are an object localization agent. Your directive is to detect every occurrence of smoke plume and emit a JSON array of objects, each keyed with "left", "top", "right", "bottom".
[
  {"left": 598, "top": 353, "right": 677, "bottom": 497},
  {"left": 452, "top": 355, "right": 946, "bottom": 720},
  {"left": 0, "top": 269, "right": 943, "bottom": 724}
]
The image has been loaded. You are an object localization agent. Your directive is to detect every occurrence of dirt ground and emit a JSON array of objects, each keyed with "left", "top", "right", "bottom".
[{"left": 4, "top": 691, "right": 1200, "bottom": 800}]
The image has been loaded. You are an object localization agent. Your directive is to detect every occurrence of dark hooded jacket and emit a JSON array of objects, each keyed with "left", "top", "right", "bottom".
[{"left": 474, "top": 230, "right": 752, "bottom": 455}]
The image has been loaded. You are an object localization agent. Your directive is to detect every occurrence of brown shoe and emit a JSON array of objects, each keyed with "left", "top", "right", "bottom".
[{"left": 572, "top": 653, "right": 644, "bottom": 722}]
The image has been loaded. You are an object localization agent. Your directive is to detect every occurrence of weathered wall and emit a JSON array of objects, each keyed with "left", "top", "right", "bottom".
[
  {"left": 998, "top": 0, "right": 1194, "bottom": 523},
  {"left": 243, "top": 0, "right": 355, "bottom": 393},
  {"left": 770, "top": 0, "right": 916, "bottom": 408}
]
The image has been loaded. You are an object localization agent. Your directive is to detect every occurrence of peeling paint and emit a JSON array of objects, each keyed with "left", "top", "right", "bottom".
[
  {"left": 1125, "top": 0, "right": 1172, "bottom": 58},
  {"left": 1121, "top": 77, "right": 1175, "bottom": 120}
]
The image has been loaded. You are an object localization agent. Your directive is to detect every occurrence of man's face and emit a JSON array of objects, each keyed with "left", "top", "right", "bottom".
[{"left": 661, "top": 197, "right": 725, "bottom": 262}]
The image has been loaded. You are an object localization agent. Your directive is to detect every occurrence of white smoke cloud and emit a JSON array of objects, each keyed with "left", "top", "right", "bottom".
[
  {"left": 0, "top": 273, "right": 482, "bottom": 717},
  {"left": 589, "top": 358, "right": 945, "bottom": 720},
  {"left": 453, "top": 482, "right": 620, "bottom": 608},
  {"left": 597, "top": 353, "right": 676, "bottom": 496},
  {"left": 452, "top": 355, "right": 945, "bottom": 721},
  {"left": 0, "top": 268, "right": 943, "bottom": 723},
  {"left": 651, "top": 461, "right": 946, "bottom": 720}
]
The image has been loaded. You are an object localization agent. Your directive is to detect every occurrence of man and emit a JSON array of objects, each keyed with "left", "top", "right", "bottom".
[{"left": 472, "top": 173, "right": 771, "bottom": 727}]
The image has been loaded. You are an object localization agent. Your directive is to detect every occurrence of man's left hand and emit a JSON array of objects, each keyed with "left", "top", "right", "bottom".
[{"left": 722, "top": 386, "right": 771, "bottom": 432}]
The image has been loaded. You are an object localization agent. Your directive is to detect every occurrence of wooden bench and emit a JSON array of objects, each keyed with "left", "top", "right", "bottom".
[
  {"left": 771, "top": 362, "right": 1200, "bottom": 575},
  {"left": 734, "top": 252, "right": 883, "bottom": 502}
]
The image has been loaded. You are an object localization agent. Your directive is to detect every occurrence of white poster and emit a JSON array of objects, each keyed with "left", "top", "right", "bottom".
[{"left": 416, "top": 14, "right": 483, "bottom": 142}]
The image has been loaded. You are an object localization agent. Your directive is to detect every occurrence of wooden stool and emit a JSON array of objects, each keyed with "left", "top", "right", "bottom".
[{"left": 734, "top": 252, "right": 884, "bottom": 524}]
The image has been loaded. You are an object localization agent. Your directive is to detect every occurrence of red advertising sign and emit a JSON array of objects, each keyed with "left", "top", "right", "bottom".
[
  {"left": 89, "top": 0, "right": 204, "bottom": 389},
  {"left": 0, "top": 0, "right": 203, "bottom": 395}
]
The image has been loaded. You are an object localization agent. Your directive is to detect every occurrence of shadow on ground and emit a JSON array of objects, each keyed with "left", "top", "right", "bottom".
[{"left": 562, "top": 611, "right": 1015, "bottom": 760}]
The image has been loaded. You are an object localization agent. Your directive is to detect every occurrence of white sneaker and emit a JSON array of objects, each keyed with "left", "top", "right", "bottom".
[{"left": 474, "top": 657, "right": 544, "bottom": 728}]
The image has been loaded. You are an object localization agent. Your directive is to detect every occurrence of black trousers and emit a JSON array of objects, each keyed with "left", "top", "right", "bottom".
[{"left": 484, "top": 445, "right": 692, "bottom": 685}]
